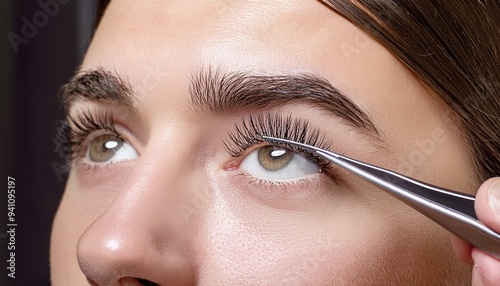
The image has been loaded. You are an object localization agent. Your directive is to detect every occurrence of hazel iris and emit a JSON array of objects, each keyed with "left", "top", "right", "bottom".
[
  {"left": 88, "top": 134, "right": 123, "bottom": 162},
  {"left": 257, "top": 146, "right": 293, "bottom": 171}
]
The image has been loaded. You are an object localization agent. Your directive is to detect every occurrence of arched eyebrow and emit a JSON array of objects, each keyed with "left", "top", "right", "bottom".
[
  {"left": 60, "top": 67, "right": 135, "bottom": 112},
  {"left": 190, "top": 68, "right": 378, "bottom": 135},
  {"left": 61, "top": 67, "right": 379, "bottom": 136}
]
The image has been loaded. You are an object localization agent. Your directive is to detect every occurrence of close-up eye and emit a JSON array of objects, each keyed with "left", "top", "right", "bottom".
[
  {"left": 239, "top": 145, "right": 320, "bottom": 181},
  {"left": 85, "top": 133, "right": 138, "bottom": 164}
]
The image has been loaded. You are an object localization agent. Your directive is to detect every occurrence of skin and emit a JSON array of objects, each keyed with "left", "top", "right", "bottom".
[{"left": 50, "top": 0, "right": 484, "bottom": 285}]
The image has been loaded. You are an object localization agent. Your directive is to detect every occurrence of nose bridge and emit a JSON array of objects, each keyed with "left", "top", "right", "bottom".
[{"left": 77, "top": 134, "right": 205, "bottom": 284}]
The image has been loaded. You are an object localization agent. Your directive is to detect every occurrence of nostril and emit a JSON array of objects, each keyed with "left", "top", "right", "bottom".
[
  {"left": 91, "top": 277, "right": 159, "bottom": 286},
  {"left": 86, "top": 277, "right": 98, "bottom": 286},
  {"left": 136, "top": 278, "right": 159, "bottom": 286}
]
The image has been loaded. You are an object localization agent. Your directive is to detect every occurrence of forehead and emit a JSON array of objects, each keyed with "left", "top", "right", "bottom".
[
  {"left": 84, "top": 0, "right": 388, "bottom": 75},
  {"left": 83, "top": 0, "right": 408, "bottom": 143}
]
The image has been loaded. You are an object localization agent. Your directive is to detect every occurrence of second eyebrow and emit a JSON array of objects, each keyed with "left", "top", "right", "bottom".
[{"left": 189, "top": 68, "right": 378, "bottom": 135}]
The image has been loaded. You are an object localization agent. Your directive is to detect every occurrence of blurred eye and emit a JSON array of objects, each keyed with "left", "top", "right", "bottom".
[
  {"left": 86, "top": 134, "right": 138, "bottom": 163},
  {"left": 239, "top": 146, "right": 319, "bottom": 181}
]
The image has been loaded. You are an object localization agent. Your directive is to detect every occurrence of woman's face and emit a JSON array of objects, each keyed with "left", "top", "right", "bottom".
[{"left": 51, "top": 0, "right": 476, "bottom": 284}]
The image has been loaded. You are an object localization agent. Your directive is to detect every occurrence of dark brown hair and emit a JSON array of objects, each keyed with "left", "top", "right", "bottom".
[{"left": 323, "top": 0, "right": 499, "bottom": 182}]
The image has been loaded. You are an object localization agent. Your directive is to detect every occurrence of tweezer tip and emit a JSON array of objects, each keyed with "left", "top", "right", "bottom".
[
  {"left": 262, "top": 136, "right": 320, "bottom": 153},
  {"left": 261, "top": 136, "right": 290, "bottom": 144}
]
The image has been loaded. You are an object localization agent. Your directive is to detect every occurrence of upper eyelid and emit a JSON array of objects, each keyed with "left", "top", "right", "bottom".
[
  {"left": 223, "top": 112, "right": 331, "bottom": 157},
  {"left": 83, "top": 121, "right": 142, "bottom": 151},
  {"left": 62, "top": 109, "right": 141, "bottom": 160},
  {"left": 68, "top": 98, "right": 148, "bottom": 142}
]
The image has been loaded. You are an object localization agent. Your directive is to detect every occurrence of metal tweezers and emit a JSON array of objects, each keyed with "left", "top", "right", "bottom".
[{"left": 263, "top": 136, "right": 500, "bottom": 258}]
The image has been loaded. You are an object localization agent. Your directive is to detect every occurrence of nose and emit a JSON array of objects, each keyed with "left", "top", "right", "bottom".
[{"left": 76, "top": 145, "right": 201, "bottom": 285}]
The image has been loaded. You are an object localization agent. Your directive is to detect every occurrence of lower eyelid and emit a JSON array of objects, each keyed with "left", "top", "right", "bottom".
[
  {"left": 72, "top": 159, "right": 136, "bottom": 189},
  {"left": 229, "top": 170, "right": 333, "bottom": 203}
]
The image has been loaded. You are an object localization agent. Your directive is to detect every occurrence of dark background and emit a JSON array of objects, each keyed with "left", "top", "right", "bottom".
[{"left": 1, "top": 1, "right": 96, "bottom": 285}]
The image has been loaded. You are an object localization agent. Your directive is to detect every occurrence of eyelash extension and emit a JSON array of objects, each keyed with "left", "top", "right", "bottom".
[
  {"left": 54, "top": 110, "right": 117, "bottom": 165},
  {"left": 224, "top": 113, "right": 334, "bottom": 173}
]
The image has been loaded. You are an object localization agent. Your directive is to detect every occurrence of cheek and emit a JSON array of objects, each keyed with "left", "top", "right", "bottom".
[
  {"left": 197, "top": 172, "right": 467, "bottom": 284},
  {"left": 197, "top": 170, "right": 345, "bottom": 283},
  {"left": 194, "top": 176, "right": 368, "bottom": 283}
]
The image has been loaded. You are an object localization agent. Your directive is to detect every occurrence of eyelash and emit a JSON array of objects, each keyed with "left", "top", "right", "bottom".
[
  {"left": 54, "top": 110, "right": 119, "bottom": 165},
  {"left": 55, "top": 111, "right": 337, "bottom": 180},
  {"left": 223, "top": 113, "right": 334, "bottom": 175}
]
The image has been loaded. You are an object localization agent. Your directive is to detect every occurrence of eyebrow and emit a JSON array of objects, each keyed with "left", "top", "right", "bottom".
[
  {"left": 61, "top": 67, "right": 378, "bottom": 135},
  {"left": 190, "top": 68, "right": 378, "bottom": 135},
  {"left": 60, "top": 67, "right": 135, "bottom": 112}
]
